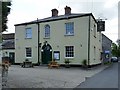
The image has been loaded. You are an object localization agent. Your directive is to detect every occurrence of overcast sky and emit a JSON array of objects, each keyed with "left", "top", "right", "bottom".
[{"left": 5, "top": 0, "right": 119, "bottom": 43}]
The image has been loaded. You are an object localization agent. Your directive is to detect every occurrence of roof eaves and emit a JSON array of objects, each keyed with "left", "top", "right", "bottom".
[
  {"left": 14, "top": 13, "right": 95, "bottom": 26},
  {"left": 102, "top": 33, "right": 113, "bottom": 42}
]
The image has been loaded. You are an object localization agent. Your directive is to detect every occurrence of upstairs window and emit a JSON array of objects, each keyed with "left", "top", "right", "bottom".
[
  {"left": 45, "top": 25, "right": 50, "bottom": 38},
  {"left": 26, "top": 47, "right": 32, "bottom": 57},
  {"left": 65, "top": 22, "right": 74, "bottom": 35},
  {"left": 25, "top": 28, "right": 32, "bottom": 38}
]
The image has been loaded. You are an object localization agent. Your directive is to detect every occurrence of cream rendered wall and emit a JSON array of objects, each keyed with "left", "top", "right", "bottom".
[
  {"left": 15, "top": 24, "right": 38, "bottom": 64},
  {"left": 89, "top": 16, "right": 102, "bottom": 65},
  {"left": 40, "top": 16, "right": 89, "bottom": 65}
]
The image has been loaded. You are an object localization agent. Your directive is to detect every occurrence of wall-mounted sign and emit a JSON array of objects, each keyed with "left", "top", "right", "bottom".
[
  {"left": 105, "top": 50, "right": 110, "bottom": 53},
  {"left": 53, "top": 51, "right": 60, "bottom": 60}
]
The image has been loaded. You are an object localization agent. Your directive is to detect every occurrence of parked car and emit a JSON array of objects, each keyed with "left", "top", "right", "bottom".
[{"left": 111, "top": 57, "right": 118, "bottom": 62}]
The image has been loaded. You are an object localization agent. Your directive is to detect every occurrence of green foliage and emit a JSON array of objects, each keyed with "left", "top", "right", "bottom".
[
  {"left": 25, "top": 59, "right": 29, "bottom": 62},
  {"left": 111, "top": 43, "right": 120, "bottom": 57},
  {"left": 104, "top": 62, "right": 112, "bottom": 65},
  {"left": 64, "top": 59, "right": 70, "bottom": 64},
  {"left": 0, "top": 34, "right": 2, "bottom": 43},
  {"left": 1, "top": 1, "right": 11, "bottom": 32},
  {"left": 82, "top": 59, "right": 87, "bottom": 66}
]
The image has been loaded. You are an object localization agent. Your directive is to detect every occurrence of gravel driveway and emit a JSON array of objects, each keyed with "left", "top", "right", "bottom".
[{"left": 3, "top": 65, "right": 109, "bottom": 88}]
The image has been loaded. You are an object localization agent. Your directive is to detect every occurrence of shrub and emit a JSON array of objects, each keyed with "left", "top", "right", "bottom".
[
  {"left": 82, "top": 59, "right": 87, "bottom": 66},
  {"left": 64, "top": 59, "right": 70, "bottom": 64}
]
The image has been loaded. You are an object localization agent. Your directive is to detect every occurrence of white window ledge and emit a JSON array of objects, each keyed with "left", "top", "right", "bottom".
[
  {"left": 65, "top": 57, "right": 74, "bottom": 59},
  {"left": 64, "top": 34, "right": 74, "bottom": 36},
  {"left": 43, "top": 37, "right": 50, "bottom": 39}
]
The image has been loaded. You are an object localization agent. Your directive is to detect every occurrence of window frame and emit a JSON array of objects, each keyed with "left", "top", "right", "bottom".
[
  {"left": 25, "top": 28, "right": 32, "bottom": 39},
  {"left": 44, "top": 24, "right": 50, "bottom": 38},
  {"left": 25, "top": 47, "right": 32, "bottom": 58},
  {"left": 65, "top": 22, "right": 74, "bottom": 35},
  {"left": 65, "top": 46, "right": 74, "bottom": 58}
]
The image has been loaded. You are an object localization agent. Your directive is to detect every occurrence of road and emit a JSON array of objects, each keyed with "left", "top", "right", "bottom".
[{"left": 76, "top": 62, "right": 119, "bottom": 89}]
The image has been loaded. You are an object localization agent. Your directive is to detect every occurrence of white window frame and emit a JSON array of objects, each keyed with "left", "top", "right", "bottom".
[
  {"left": 44, "top": 25, "right": 50, "bottom": 38},
  {"left": 65, "top": 46, "right": 74, "bottom": 58},
  {"left": 65, "top": 22, "right": 74, "bottom": 35},
  {"left": 25, "top": 28, "right": 32, "bottom": 39},
  {"left": 25, "top": 47, "right": 32, "bottom": 58}
]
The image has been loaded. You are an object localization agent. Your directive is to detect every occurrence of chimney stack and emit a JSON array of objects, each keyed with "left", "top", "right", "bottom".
[
  {"left": 51, "top": 8, "right": 58, "bottom": 17},
  {"left": 64, "top": 6, "right": 71, "bottom": 15}
]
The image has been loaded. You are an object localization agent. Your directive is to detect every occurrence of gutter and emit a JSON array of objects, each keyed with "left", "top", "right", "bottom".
[
  {"left": 14, "top": 13, "right": 97, "bottom": 26},
  {"left": 37, "top": 18, "right": 40, "bottom": 65},
  {"left": 88, "top": 15, "right": 91, "bottom": 67}
]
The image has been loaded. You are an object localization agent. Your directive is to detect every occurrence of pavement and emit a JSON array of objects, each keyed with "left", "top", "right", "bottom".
[
  {"left": 0, "top": 66, "right": 1, "bottom": 90},
  {"left": 2, "top": 64, "right": 111, "bottom": 88}
]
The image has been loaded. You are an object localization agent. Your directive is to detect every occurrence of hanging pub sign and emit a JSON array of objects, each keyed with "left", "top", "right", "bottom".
[{"left": 97, "top": 21, "right": 105, "bottom": 32}]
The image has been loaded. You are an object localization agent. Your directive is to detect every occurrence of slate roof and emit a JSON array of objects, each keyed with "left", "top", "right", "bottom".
[
  {"left": 2, "top": 33, "right": 15, "bottom": 40},
  {"left": 15, "top": 13, "right": 97, "bottom": 26},
  {"left": 1, "top": 33, "right": 15, "bottom": 49},
  {"left": 2, "top": 39, "right": 14, "bottom": 49}
]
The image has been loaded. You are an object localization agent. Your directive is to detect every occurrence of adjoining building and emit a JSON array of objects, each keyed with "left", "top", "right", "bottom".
[
  {"left": 15, "top": 6, "right": 103, "bottom": 66},
  {"left": 118, "top": 2, "right": 120, "bottom": 45},
  {"left": 102, "top": 34, "right": 112, "bottom": 62},
  {"left": 2, "top": 33, "right": 15, "bottom": 64}
]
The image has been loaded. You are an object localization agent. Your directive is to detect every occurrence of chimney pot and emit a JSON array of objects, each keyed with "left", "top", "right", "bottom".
[
  {"left": 64, "top": 6, "right": 71, "bottom": 15},
  {"left": 51, "top": 8, "right": 58, "bottom": 17}
]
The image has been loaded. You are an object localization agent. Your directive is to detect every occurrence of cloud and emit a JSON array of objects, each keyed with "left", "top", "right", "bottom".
[
  {"left": 5, "top": 0, "right": 119, "bottom": 43},
  {"left": 103, "top": 17, "right": 118, "bottom": 42}
]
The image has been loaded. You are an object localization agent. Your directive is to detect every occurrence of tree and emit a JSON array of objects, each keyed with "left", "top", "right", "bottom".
[
  {"left": 1, "top": 1, "right": 11, "bottom": 32},
  {"left": 111, "top": 43, "right": 120, "bottom": 57},
  {"left": 117, "top": 39, "right": 120, "bottom": 45}
]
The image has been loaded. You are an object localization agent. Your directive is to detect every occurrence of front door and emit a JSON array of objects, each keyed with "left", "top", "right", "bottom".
[
  {"left": 41, "top": 44, "right": 52, "bottom": 64},
  {"left": 9, "top": 52, "right": 15, "bottom": 64}
]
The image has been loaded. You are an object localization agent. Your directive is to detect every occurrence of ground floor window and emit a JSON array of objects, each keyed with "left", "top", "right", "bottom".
[
  {"left": 26, "top": 47, "right": 32, "bottom": 57},
  {"left": 65, "top": 46, "right": 74, "bottom": 58}
]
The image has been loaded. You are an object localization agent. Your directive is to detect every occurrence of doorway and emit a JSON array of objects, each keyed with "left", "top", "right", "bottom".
[
  {"left": 41, "top": 44, "right": 52, "bottom": 64},
  {"left": 9, "top": 52, "right": 15, "bottom": 64}
]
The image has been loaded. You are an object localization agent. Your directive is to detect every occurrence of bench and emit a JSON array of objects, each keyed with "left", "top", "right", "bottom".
[{"left": 48, "top": 61, "right": 60, "bottom": 69}]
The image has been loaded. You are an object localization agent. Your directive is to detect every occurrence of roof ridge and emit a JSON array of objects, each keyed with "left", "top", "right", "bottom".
[{"left": 14, "top": 13, "right": 94, "bottom": 26}]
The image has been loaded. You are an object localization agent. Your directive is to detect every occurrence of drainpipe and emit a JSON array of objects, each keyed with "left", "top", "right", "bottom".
[
  {"left": 88, "top": 15, "right": 91, "bottom": 67},
  {"left": 37, "top": 18, "right": 40, "bottom": 65}
]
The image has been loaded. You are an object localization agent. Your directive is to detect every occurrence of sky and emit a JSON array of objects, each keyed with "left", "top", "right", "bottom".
[{"left": 5, "top": 0, "right": 119, "bottom": 43}]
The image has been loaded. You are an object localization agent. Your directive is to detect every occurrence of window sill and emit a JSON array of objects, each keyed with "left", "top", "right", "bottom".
[
  {"left": 64, "top": 34, "right": 74, "bottom": 36},
  {"left": 43, "top": 37, "right": 50, "bottom": 39},
  {"left": 26, "top": 57, "right": 32, "bottom": 59},
  {"left": 65, "top": 57, "right": 74, "bottom": 59},
  {"left": 25, "top": 38, "right": 32, "bottom": 39}
]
